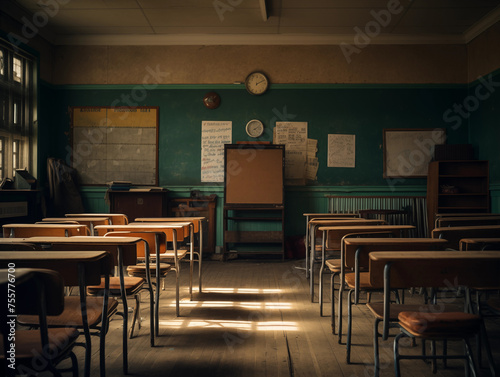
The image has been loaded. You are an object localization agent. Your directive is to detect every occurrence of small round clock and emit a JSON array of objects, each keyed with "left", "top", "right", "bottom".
[
  {"left": 244, "top": 71, "right": 269, "bottom": 95},
  {"left": 245, "top": 119, "right": 264, "bottom": 138}
]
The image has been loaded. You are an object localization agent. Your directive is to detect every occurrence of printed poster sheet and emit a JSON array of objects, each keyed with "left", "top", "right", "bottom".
[
  {"left": 201, "top": 121, "right": 232, "bottom": 182},
  {"left": 328, "top": 134, "right": 355, "bottom": 168},
  {"left": 275, "top": 122, "right": 308, "bottom": 179}
]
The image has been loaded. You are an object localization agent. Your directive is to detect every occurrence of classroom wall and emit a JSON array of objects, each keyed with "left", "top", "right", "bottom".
[
  {"left": 467, "top": 21, "right": 500, "bottom": 213},
  {"left": 50, "top": 44, "right": 467, "bottom": 86}
]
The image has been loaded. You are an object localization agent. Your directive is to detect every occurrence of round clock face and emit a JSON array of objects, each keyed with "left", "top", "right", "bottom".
[
  {"left": 244, "top": 72, "right": 269, "bottom": 95},
  {"left": 246, "top": 119, "right": 264, "bottom": 138}
]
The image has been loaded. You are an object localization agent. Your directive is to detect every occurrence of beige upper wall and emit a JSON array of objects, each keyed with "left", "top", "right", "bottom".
[
  {"left": 467, "top": 21, "right": 500, "bottom": 80},
  {"left": 50, "top": 43, "right": 467, "bottom": 85}
]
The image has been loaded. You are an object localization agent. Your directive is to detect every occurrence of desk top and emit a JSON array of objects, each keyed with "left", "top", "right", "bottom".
[
  {"left": 3, "top": 223, "right": 88, "bottom": 229},
  {"left": 42, "top": 217, "right": 111, "bottom": 222},
  {"left": 370, "top": 250, "right": 500, "bottom": 261},
  {"left": 432, "top": 225, "right": 500, "bottom": 232},
  {"left": 318, "top": 224, "right": 415, "bottom": 232},
  {"left": 435, "top": 213, "right": 499, "bottom": 218},
  {"left": 460, "top": 238, "right": 500, "bottom": 244},
  {"left": 0, "top": 236, "right": 142, "bottom": 245},
  {"left": 310, "top": 219, "right": 385, "bottom": 225},
  {"left": 343, "top": 238, "right": 448, "bottom": 246},
  {"left": 95, "top": 223, "right": 191, "bottom": 241},
  {"left": 303, "top": 213, "right": 358, "bottom": 217}
]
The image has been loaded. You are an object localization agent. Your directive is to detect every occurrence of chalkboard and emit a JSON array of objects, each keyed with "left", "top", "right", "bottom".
[
  {"left": 224, "top": 144, "right": 284, "bottom": 206},
  {"left": 383, "top": 128, "right": 446, "bottom": 178},
  {"left": 70, "top": 106, "right": 159, "bottom": 185}
]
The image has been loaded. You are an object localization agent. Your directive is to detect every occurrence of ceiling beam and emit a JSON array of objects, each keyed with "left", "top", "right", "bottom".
[{"left": 259, "top": 0, "right": 268, "bottom": 22}]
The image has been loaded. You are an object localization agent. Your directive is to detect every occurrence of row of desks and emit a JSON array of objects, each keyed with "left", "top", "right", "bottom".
[{"left": 0, "top": 216, "right": 207, "bottom": 377}]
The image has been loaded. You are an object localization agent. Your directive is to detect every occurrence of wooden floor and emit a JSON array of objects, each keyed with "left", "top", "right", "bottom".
[{"left": 69, "top": 259, "right": 500, "bottom": 377}]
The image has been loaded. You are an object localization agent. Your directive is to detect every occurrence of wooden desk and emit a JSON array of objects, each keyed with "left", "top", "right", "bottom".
[
  {"left": 436, "top": 216, "right": 500, "bottom": 228},
  {"left": 41, "top": 217, "right": 111, "bottom": 234},
  {"left": 459, "top": 238, "right": 500, "bottom": 251},
  {"left": 66, "top": 213, "right": 129, "bottom": 225},
  {"left": 432, "top": 225, "right": 500, "bottom": 250},
  {"left": 134, "top": 217, "right": 206, "bottom": 294},
  {"left": 0, "top": 251, "right": 112, "bottom": 377},
  {"left": 433, "top": 212, "right": 500, "bottom": 230},
  {"left": 2, "top": 223, "right": 89, "bottom": 237},
  {"left": 317, "top": 224, "right": 415, "bottom": 342},
  {"left": 307, "top": 218, "right": 386, "bottom": 301}
]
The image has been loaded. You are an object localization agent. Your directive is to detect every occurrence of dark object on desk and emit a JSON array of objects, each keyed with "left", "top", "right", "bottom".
[
  {"left": 15, "top": 169, "right": 37, "bottom": 189},
  {"left": 434, "top": 144, "right": 474, "bottom": 161}
]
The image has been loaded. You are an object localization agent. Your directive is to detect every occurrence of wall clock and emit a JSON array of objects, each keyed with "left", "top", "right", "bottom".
[
  {"left": 244, "top": 71, "right": 269, "bottom": 95},
  {"left": 245, "top": 119, "right": 264, "bottom": 138},
  {"left": 203, "top": 92, "right": 221, "bottom": 109}
]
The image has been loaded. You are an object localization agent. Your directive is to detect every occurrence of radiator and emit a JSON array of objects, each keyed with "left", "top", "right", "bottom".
[{"left": 327, "top": 195, "right": 428, "bottom": 238}]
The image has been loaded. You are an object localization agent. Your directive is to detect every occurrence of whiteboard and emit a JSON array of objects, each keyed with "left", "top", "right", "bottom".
[
  {"left": 71, "top": 106, "right": 158, "bottom": 185},
  {"left": 383, "top": 128, "right": 445, "bottom": 178}
]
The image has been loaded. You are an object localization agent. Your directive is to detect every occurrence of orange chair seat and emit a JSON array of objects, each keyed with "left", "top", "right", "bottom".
[
  {"left": 87, "top": 276, "right": 144, "bottom": 296},
  {"left": 398, "top": 311, "right": 481, "bottom": 337}
]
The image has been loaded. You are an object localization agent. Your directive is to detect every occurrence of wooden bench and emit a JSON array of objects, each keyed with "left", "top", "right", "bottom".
[{"left": 367, "top": 251, "right": 500, "bottom": 377}]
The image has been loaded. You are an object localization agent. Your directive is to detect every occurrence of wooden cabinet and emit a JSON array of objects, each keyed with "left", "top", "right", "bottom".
[
  {"left": 426, "top": 160, "right": 490, "bottom": 232},
  {"left": 223, "top": 206, "right": 285, "bottom": 260},
  {"left": 168, "top": 195, "right": 217, "bottom": 254},
  {"left": 108, "top": 190, "right": 168, "bottom": 220}
]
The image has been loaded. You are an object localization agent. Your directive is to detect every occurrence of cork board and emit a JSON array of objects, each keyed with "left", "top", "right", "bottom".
[
  {"left": 224, "top": 144, "right": 284, "bottom": 206},
  {"left": 70, "top": 106, "right": 159, "bottom": 185}
]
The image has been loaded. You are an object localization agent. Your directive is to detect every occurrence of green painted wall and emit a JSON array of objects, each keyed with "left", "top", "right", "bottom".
[{"left": 36, "top": 82, "right": 472, "bottom": 244}]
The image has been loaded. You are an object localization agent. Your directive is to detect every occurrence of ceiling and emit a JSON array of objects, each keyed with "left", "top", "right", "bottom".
[{"left": 2, "top": 0, "right": 500, "bottom": 45}]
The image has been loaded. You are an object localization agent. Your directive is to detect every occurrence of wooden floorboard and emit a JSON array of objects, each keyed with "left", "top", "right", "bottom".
[{"left": 64, "top": 259, "right": 500, "bottom": 377}]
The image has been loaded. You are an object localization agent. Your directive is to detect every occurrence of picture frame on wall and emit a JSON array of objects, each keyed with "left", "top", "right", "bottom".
[{"left": 383, "top": 128, "right": 446, "bottom": 178}]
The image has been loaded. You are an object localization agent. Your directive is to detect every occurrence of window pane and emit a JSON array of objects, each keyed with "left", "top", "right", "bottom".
[
  {"left": 13, "top": 56, "right": 22, "bottom": 83},
  {"left": 12, "top": 140, "right": 20, "bottom": 170},
  {"left": 13, "top": 101, "right": 18, "bottom": 125}
]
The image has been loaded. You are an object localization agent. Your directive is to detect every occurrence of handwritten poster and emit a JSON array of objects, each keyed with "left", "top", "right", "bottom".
[
  {"left": 275, "top": 122, "right": 308, "bottom": 179},
  {"left": 328, "top": 134, "right": 356, "bottom": 168},
  {"left": 201, "top": 121, "right": 232, "bottom": 182}
]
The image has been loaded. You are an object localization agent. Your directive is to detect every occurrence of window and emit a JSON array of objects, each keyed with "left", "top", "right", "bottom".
[{"left": 0, "top": 39, "right": 36, "bottom": 180}]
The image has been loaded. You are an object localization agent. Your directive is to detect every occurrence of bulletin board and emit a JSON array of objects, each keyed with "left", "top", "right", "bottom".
[
  {"left": 70, "top": 106, "right": 159, "bottom": 185},
  {"left": 383, "top": 128, "right": 445, "bottom": 178},
  {"left": 224, "top": 144, "right": 285, "bottom": 206}
]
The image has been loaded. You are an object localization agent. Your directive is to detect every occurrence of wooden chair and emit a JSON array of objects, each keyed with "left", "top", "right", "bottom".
[
  {"left": 0, "top": 268, "right": 80, "bottom": 377},
  {"left": 432, "top": 225, "right": 500, "bottom": 250},
  {"left": 368, "top": 251, "right": 500, "bottom": 377},
  {"left": 102, "top": 231, "right": 171, "bottom": 337},
  {"left": 2, "top": 223, "right": 90, "bottom": 237},
  {"left": 0, "top": 251, "right": 115, "bottom": 377},
  {"left": 341, "top": 238, "right": 448, "bottom": 367}
]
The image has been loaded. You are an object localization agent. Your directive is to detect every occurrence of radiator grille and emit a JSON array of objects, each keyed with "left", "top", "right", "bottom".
[
  {"left": 327, "top": 196, "right": 428, "bottom": 237},
  {"left": 0, "top": 201, "right": 28, "bottom": 219}
]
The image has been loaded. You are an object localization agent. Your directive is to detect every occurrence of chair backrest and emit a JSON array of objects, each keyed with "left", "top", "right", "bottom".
[
  {"left": 103, "top": 231, "right": 167, "bottom": 259},
  {"left": 313, "top": 219, "right": 386, "bottom": 245},
  {"left": 95, "top": 224, "right": 189, "bottom": 242},
  {"left": 431, "top": 225, "right": 500, "bottom": 250},
  {"left": 343, "top": 238, "right": 449, "bottom": 269}
]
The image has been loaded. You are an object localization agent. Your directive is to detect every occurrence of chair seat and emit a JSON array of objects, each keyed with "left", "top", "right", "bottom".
[
  {"left": 87, "top": 276, "right": 144, "bottom": 296},
  {"left": 127, "top": 263, "right": 171, "bottom": 277},
  {"left": 142, "top": 248, "right": 189, "bottom": 262},
  {"left": 345, "top": 271, "right": 376, "bottom": 290},
  {"left": 18, "top": 296, "right": 119, "bottom": 328},
  {"left": 0, "top": 328, "right": 79, "bottom": 361},
  {"left": 398, "top": 311, "right": 481, "bottom": 337},
  {"left": 325, "top": 259, "right": 341, "bottom": 272},
  {"left": 366, "top": 303, "right": 464, "bottom": 321}
]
